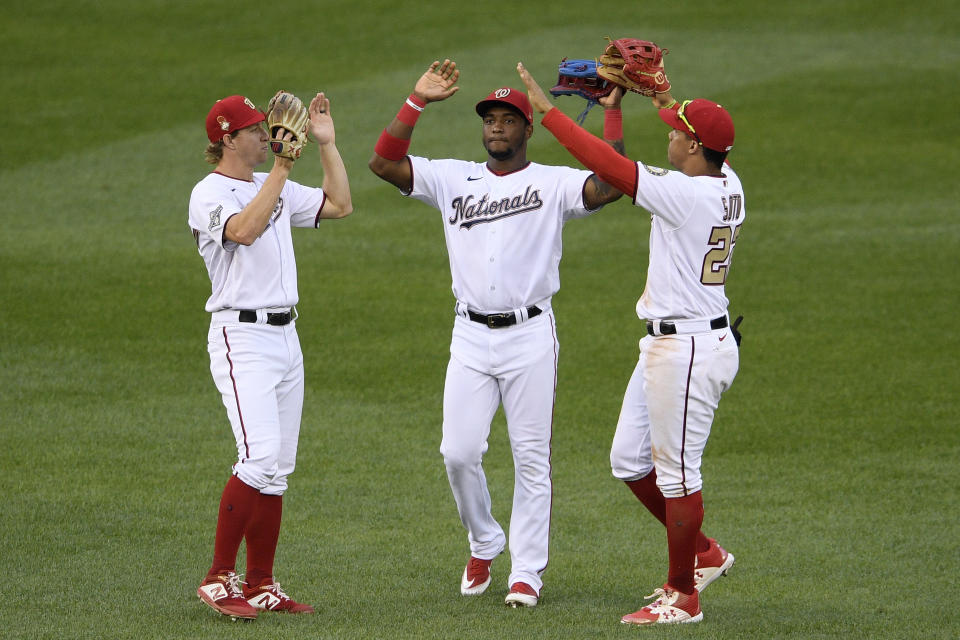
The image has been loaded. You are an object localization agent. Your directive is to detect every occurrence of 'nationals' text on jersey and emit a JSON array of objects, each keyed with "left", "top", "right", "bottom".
[
  {"left": 404, "top": 155, "right": 596, "bottom": 313},
  {"left": 448, "top": 186, "right": 543, "bottom": 229}
]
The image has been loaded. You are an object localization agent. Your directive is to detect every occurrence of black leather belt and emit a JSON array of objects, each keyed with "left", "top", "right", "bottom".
[
  {"left": 468, "top": 306, "right": 541, "bottom": 328},
  {"left": 647, "top": 315, "right": 727, "bottom": 336},
  {"left": 238, "top": 309, "right": 294, "bottom": 326}
]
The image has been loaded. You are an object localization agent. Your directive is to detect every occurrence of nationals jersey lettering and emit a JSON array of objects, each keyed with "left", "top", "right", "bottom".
[
  {"left": 449, "top": 186, "right": 544, "bottom": 229},
  {"left": 406, "top": 156, "right": 595, "bottom": 312}
]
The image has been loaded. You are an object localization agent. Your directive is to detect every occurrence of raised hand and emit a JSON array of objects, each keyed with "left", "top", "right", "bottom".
[
  {"left": 308, "top": 92, "right": 335, "bottom": 145},
  {"left": 599, "top": 85, "right": 625, "bottom": 109},
  {"left": 516, "top": 62, "right": 552, "bottom": 114},
  {"left": 414, "top": 59, "right": 460, "bottom": 103}
]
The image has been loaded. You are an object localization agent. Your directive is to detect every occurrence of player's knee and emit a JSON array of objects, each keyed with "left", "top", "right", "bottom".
[
  {"left": 610, "top": 447, "right": 653, "bottom": 480},
  {"left": 656, "top": 474, "right": 703, "bottom": 498},
  {"left": 513, "top": 455, "right": 550, "bottom": 484},
  {"left": 440, "top": 441, "right": 483, "bottom": 471},
  {"left": 234, "top": 461, "right": 279, "bottom": 491},
  {"left": 237, "top": 443, "right": 283, "bottom": 488}
]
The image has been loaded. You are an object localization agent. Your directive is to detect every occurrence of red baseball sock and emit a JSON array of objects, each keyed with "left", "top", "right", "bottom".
[
  {"left": 665, "top": 492, "right": 704, "bottom": 595},
  {"left": 626, "top": 471, "right": 712, "bottom": 553},
  {"left": 245, "top": 493, "right": 283, "bottom": 589},
  {"left": 625, "top": 470, "right": 667, "bottom": 524},
  {"left": 207, "top": 474, "right": 260, "bottom": 579}
]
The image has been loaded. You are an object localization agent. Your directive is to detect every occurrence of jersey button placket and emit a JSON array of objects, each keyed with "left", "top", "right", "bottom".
[{"left": 486, "top": 222, "right": 502, "bottom": 305}]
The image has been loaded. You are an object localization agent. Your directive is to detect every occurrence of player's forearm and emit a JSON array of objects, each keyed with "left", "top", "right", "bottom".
[
  {"left": 225, "top": 160, "right": 292, "bottom": 245},
  {"left": 603, "top": 107, "right": 627, "bottom": 157},
  {"left": 317, "top": 142, "right": 353, "bottom": 219},
  {"left": 369, "top": 94, "right": 424, "bottom": 189},
  {"left": 377, "top": 94, "right": 425, "bottom": 148},
  {"left": 385, "top": 117, "right": 415, "bottom": 141},
  {"left": 651, "top": 91, "right": 677, "bottom": 109},
  {"left": 542, "top": 108, "right": 638, "bottom": 196}
]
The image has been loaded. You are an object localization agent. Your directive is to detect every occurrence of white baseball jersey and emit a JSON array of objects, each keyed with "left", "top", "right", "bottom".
[
  {"left": 404, "top": 155, "right": 597, "bottom": 593},
  {"left": 405, "top": 157, "right": 597, "bottom": 312},
  {"left": 188, "top": 171, "right": 327, "bottom": 312},
  {"left": 631, "top": 162, "right": 745, "bottom": 321},
  {"left": 611, "top": 160, "right": 744, "bottom": 497}
]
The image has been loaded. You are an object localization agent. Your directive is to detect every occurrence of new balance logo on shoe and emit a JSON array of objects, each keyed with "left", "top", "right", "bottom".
[
  {"left": 197, "top": 572, "right": 258, "bottom": 620},
  {"left": 243, "top": 582, "right": 315, "bottom": 614},
  {"left": 253, "top": 593, "right": 281, "bottom": 609}
]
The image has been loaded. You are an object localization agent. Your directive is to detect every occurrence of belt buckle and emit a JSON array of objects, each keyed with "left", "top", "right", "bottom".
[{"left": 488, "top": 312, "right": 513, "bottom": 328}]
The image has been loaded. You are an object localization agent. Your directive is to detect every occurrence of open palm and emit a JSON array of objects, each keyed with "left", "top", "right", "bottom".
[{"left": 414, "top": 59, "right": 460, "bottom": 103}]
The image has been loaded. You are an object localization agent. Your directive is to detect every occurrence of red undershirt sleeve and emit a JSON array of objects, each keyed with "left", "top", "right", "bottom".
[{"left": 541, "top": 107, "right": 639, "bottom": 198}]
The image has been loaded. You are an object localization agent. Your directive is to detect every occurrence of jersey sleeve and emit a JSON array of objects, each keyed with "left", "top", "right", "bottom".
[
  {"left": 633, "top": 163, "right": 700, "bottom": 229},
  {"left": 405, "top": 155, "right": 457, "bottom": 210},
  {"left": 557, "top": 166, "right": 599, "bottom": 222},
  {"left": 188, "top": 179, "right": 239, "bottom": 252},
  {"left": 285, "top": 180, "right": 328, "bottom": 228}
]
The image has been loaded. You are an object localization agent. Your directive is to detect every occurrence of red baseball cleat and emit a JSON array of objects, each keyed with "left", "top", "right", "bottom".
[
  {"left": 504, "top": 581, "right": 539, "bottom": 608},
  {"left": 620, "top": 584, "right": 702, "bottom": 625},
  {"left": 460, "top": 556, "right": 493, "bottom": 595},
  {"left": 695, "top": 538, "right": 735, "bottom": 592},
  {"left": 243, "top": 582, "right": 315, "bottom": 614},
  {"left": 197, "top": 571, "right": 258, "bottom": 620}
]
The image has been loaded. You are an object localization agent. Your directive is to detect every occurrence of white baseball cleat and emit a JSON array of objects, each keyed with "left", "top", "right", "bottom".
[
  {"left": 694, "top": 538, "right": 735, "bottom": 592},
  {"left": 620, "top": 584, "right": 702, "bottom": 625},
  {"left": 504, "top": 582, "right": 539, "bottom": 608},
  {"left": 460, "top": 556, "right": 493, "bottom": 595},
  {"left": 197, "top": 571, "right": 258, "bottom": 620}
]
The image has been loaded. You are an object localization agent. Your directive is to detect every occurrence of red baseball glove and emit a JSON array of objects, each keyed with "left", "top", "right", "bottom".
[{"left": 597, "top": 38, "right": 670, "bottom": 97}]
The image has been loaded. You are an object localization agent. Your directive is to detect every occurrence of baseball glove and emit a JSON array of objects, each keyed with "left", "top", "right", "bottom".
[
  {"left": 550, "top": 58, "right": 614, "bottom": 101},
  {"left": 597, "top": 38, "right": 670, "bottom": 97},
  {"left": 265, "top": 91, "right": 310, "bottom": 160},
  {"left": 549, "top": 58, "right": 614, "bottom": 124}
]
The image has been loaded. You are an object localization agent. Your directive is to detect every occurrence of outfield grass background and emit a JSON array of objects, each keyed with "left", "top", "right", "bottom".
[{"left": 2, "top": 1, "right": 958, "bottom": 638}]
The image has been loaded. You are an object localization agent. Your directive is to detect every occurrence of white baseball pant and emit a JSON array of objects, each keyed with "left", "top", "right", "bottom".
[
  {"left": 610, "top": 329, "right": 738, "bottom": 497},
  {"left": 207, "top": 320, "right": 304, "bottom": 496},
  {"left": 440, "top": 311, "right": 558, "bottom": 593}
]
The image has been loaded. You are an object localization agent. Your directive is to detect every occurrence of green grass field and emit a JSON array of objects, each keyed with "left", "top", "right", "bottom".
[{"left": 2, "top": 1, "right": 958, "bottom": 638}]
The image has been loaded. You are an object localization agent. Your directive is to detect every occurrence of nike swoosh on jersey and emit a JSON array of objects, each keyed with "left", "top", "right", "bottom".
[{"left": 467, "top": 176, "right": 483, "bottom": 181}]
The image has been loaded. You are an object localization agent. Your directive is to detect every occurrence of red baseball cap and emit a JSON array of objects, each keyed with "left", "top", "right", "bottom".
[
  {"left": 475, "top": 87, "right": 534, "bottom": 124},
  {"left": 659, "top": 99, "right": 734, "bottom": 152},
  {"left": 205, "top": 95, "right": 266, "bottom": 143}
]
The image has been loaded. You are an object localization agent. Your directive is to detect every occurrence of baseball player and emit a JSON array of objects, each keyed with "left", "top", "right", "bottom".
[
  {"left": 517, "top": 61, "right": 742, "bottom": 625},
  {"left": 188, "top": 92, "right": 352, "bottom": 619},
  {"left": 368, "top": 59, "right": 623, "bottom": 607}
]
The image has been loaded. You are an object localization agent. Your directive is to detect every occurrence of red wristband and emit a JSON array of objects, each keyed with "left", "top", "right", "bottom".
[
  {"left": 397, "top": 94, "right": 426, "bottom": 127},
  {"left": 603, "top": 108, "right": 623, "bottom": 141},
  {"left": 374, "top": 129, "right": 411, "bottom": 161}
]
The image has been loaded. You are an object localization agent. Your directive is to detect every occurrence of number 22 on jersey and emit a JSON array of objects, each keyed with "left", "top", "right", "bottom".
[{"left": 701, "top": 194, "right": 743, "bottom": 286}]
